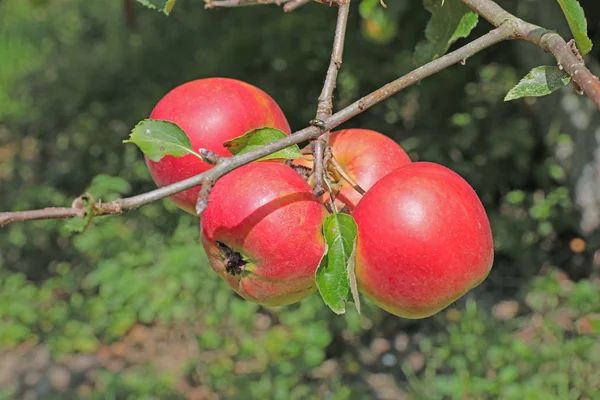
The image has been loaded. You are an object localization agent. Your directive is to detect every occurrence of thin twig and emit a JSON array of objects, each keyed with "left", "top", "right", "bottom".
[
  {"left": 330, "top": 155, "right": 366, "bottom": 195},
  {"left": 283, "top": 0, "right": 312, "bottom": 12},
  {"left": 195, "top": 178, "right": 214, "bottom": 216},
  {"left": 461, "top": 0, "right": 600, "bottom": 109},
  {"left": 312, "top": 0, "right": 351, "bottom": 196},
  {"left": 0, "top": 24, "right": 516, "bottom": 227},
  {"left": 204, "top": 0, "right": 290, "bottom": 8}
]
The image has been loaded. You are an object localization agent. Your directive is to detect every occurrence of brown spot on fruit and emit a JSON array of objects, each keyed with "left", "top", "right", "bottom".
[{"left": 216, "top": 242, "right": 248, "bottom": 276}]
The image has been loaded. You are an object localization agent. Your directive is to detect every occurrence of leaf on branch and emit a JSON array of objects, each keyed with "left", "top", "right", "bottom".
[
  {"left": 223, "top": 127, "right": 302, "bottom": 161},
  {"left": 315, "top": 213, "right": 359, "bottom": 315},
  {"left": 556, "top": 0, "right": 593, "bottom": 55},
  {"left": 136, "top": 0, "right": 176, "bottom": 15},
  {"left": 504, "top": 66, "right": 571, "bottom": 101},
  {"left": 124, "top": 119, "right": 199, "bottom": 162},
  {"left": 87, "top": 175, "right": 132, "bottom": 202},
  {"left": 63, "top": 194, "right": 95, "bottom": 234},
  {"left": 414, "top": 0, "right": 478, "bottom": 66}
]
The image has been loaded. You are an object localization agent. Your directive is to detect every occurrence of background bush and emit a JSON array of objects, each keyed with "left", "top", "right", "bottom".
[{"left": 1, "top": 0, "right": 600, "bottom": 398}]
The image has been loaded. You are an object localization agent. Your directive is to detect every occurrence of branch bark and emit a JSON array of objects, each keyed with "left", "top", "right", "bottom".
[
  {"left": 461, "top": 0, "right": 600, "bottom": 110},
  {"left": 204, "top": 0, "right": 291, "bottom": 8},
  {"left": 312, "top": 0, "right": 350, "bottom": 196},
  {"left": 0, "top": 23, "right": 515, "bottom": 227},
  {"left": 283, "top": 0, "right": 311, "bottom": 12}
]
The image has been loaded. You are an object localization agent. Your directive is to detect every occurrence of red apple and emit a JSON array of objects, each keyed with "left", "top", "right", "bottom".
[
  {"left": 200, "top": 162, "right": 328, "bottom": 306},
  {"left": 296, "top": 129, "right": 411, "bottom": 210},
  {"left": 352, "top": 162, "right": 494, "bottom": 318},
  {"left": 146, "top": 77, "right": 291, "bottom": 214}
]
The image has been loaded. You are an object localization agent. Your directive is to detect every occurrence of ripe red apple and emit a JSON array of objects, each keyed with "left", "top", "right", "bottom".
[
  {"left": 200, "top": 162, "right": 328, "bottom": 306},
  {"left": 352, "top": 162, "right": 494, "bottom": 318},
  {"left": 296, "top": 129, "right": 411, "bottom": 210},
  {"left": 146, "top": 77, "right": 291, "bottom": 214}
]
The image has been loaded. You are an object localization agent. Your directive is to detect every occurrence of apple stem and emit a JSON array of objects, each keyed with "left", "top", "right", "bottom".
[
  {"left": 323, "top": 178, "right": 339, "bottom": 215},
  {"left": 329, "top": 155, "right": 366, "bottom": 196}
]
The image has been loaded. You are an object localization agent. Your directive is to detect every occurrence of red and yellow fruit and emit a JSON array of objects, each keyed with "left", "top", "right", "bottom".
[
  {"left": 296, "top": 128, "right": 411, "bottom": 210},
  {"left": 146, "top": 77, "right": 291, "bottom": 214},
  {"left": 352, "top": 162, "right": 494, "bottom": 318},
  {"left": 200, "top": 162, "right": 328, "bottom": 306}
]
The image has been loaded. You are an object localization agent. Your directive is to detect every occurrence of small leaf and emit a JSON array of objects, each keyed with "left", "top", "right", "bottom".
[
  {"left": 124, "top": 119, "right": 199, "bottom": 162},
  {"left": 556, "top": 0, "right": 593, "bottom": 55},
  {"left": 63, "top": 217, "right": 87, "bottom": 234},
  {"left": 87, "top": 174, "right": 131, "bottom": 202},
  {"left": 414, "top": 0, "right": 478, "bottom": 66},
  {"left": 504, "top": 66, "right": 571, "bottom": 101},
  {"left": 63, "top": 194, "right": 95, "bottom": 234},
  {"left": 223, "top": 127, "right": 302, "bottom": 161},
  {"left": 316, "top": 213, "right": 359, "bottom": 314},
  {"left": 136, "top": 0, "right": 176, "bottom": 15}
]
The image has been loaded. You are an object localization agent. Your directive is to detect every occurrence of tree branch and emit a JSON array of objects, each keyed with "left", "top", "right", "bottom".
[
  {"left": 461, "top": 0, "right": 600, "bottom": 109},
  {"left": 204, "top": 0, "right": 291, "bottom": 8},
  {"left": 0, "top": 23, "right": 515, "bottom": 227},
  {"left": 283, "top": 0, "right": 311, "bottom": 12},
  {"left": 312, "top": 0, "right": 351, "bottom": 196}
]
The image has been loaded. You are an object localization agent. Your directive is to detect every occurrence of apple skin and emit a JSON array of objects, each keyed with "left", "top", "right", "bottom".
[
  {"left": 296, "top": 129, "right": 411, "bottom": 210},
  {"left": 146, "top": 77, "right": 291, "bottom": 214},
  {"left": 200, "top": 162, "right": 328, "bottom": 306},
  {"left": 352, "top": 162, "right": 494, "bottom": 319}
]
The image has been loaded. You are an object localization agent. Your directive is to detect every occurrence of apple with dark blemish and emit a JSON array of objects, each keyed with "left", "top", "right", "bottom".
[{"left": 200, "top": 162, "right": 328, "bottom": 306}]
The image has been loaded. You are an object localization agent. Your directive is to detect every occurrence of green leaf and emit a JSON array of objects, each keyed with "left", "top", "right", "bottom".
[
  {"left": 63, "top": 194, "right": 95, "bottom": 234},
  {"left": 223, "top": 127, "right": 302, "bottom": 161},
  {"left": 556, "top": 0, "right": 593, "bottom": 55},
  {"left": 315, "top": 213, "right": 359, "bottom": 315},
  {"left": 87, "top": 174, "right": 131, "bottom": 202},
  {"left": 414, "top": 0, "right": 478, "bottom": 66},
  {"left": 504, "top": 66, "right": 571, "bottom": 101},
  {"left": 124, "top": 119, "right": 199, "bottom": 162},
  {"left": 136, "top": 0, "right": 176, "bottom": 15}
]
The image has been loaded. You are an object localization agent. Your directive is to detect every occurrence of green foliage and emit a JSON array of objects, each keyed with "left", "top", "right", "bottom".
[
  {"left": 223, "top": 127, "right": 303, "bottom": 161},
  {"left": 358, "top": 0, "right": 403, "bottom": 44},
  {"left": 0, "top": 2, "right": 49, "bottom": 120},
  {"left": 315, "top": 213, "right": 359, "bottom": 314},
  {"left": 136, "top": 0, "right": 177, "bottom": 16},
  {"left": 414, "top": 0, "right": 478, "bottom": 65},
  {"left": 407, "top": 273, "right": 600, "bottom": 399},
  {"left": 124, "top": 119, "right": 199, "bottom": 162},
  {"left": 505, "top": 66, "right": 571, "bottom": 101},
  {"left": 86, "top": 174, "right": 132, "bottom": 202},
  {"left": 89, "top": 368, "right": 182, "bottom": 399},
  {"left": 556, "top": 0, "right": 593, "bottom": 55}
]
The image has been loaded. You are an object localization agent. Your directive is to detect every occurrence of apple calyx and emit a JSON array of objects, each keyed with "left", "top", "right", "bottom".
[{"left": 216, "top": 242, "right": 249, "bottom": 276}]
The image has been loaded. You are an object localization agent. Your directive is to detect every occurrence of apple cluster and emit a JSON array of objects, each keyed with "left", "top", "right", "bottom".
[{"left": 144, "top": 78, "right": 494, "bottom": 319}]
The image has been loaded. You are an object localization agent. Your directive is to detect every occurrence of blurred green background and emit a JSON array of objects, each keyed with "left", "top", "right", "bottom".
[{"left": 1, "top": 0, "right": 600, "bottom": 399}]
